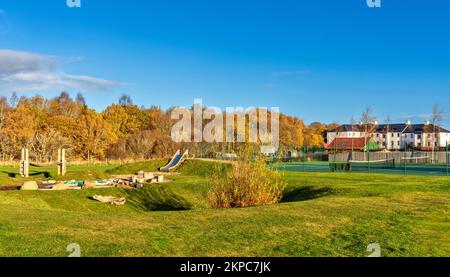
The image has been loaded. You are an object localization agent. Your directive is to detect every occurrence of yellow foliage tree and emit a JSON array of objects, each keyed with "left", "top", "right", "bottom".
[{"left": 72, "top": 110, "right": 117, "bottom": 161}]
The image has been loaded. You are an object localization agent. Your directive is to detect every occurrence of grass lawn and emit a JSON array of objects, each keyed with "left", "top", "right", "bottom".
[{"left": 0, "top": 160, "right": 448, "bottom": 257}]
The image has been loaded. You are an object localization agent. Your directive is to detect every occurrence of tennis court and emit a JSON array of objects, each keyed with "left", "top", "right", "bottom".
[{"left": 273, "top": 160, "right": 450, "bottom": 176}]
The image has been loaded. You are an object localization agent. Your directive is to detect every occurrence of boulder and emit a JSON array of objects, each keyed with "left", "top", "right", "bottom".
[
  {"left": 21, "top": 181, "right": 38, "bottom": 191},
  {"left": 52, "top": 182, "right": 70, "bottom": 191},
  {"left": 136, "top": 171, "right": 145, "bottom": 178},
  {"left": 83, "top": 181, "right": 96, "bottom": 189},
  {"left": 144, "top": 172, "right": 154, "bottom": 181},
  {"left": 92, "top": 195, "right": 126, "bottom": 206},
  {"left": 134, "top": 183, "right": 144, "bottom": 189}
]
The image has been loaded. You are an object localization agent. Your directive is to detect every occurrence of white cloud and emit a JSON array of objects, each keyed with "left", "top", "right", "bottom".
[{"left": 0, "top": 49, "right": 119, "bottom": 93}]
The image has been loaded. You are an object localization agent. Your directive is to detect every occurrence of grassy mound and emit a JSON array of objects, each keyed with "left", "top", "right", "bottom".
[
  {"left": 106, "top": 160, "right": 167, "bottom": 175},
  {"left": 179, "top": 159, "right": 231, "bottom": 177},
  {"left": 124, "top": 186, "right": 193, "bottom": 211}
]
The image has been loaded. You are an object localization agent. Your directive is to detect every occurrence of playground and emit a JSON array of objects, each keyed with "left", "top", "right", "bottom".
[
  {"left": 0, "top": 149, "right": 188, "bottom": 191},
  {"left": 0, "top": 150, "right": 448, "bottom": 257},
  {"left": 0, "top": 159, "right": 448, "bottom": 257}
]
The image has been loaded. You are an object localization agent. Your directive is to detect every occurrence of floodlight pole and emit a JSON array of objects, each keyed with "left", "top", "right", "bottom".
[{"left": 401, "top": 121, "right": 411, "bottom": 175}]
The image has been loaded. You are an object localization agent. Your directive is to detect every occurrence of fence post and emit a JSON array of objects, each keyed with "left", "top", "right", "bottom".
[
  {"left": 303, "top": 152, "right": 306, "bottom": 172},
  {"left": 446, "top": 141, "right": 449, "bottom": 176},
  {"left": 404, "top": 145, "right": 407, "bottom": 175}
]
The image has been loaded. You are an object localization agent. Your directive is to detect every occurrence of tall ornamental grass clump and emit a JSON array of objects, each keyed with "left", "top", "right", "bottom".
[{"left": 207, "top": 158, "right": 286, "bottom": 208}]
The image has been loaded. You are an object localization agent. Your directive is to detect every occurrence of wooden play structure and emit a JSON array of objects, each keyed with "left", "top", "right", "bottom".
[{"left": 19, "top": 148, "right": 67, "bottom": 178}]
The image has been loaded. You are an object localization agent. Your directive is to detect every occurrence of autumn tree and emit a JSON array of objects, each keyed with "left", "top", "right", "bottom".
[
  {"left": 102, "top": 104, "right": 140, "bottom": 141},
  {"left": 76, "top": 92, "right": 87, "bottom": 107},
  {"left": 71, "top": 110, "right": 117, "bottom": 161},
  {"left": 0, "top": 103, "right": 38, "bottom": 160},
  {"left": 119, "top": 94, "right": 133, "bottom": 106},
  {"left": 304, "top": 122, "right": 326, "bottom": 150},
  {"left": 279, "top": 114, "right": 305, "bottom": 151}
]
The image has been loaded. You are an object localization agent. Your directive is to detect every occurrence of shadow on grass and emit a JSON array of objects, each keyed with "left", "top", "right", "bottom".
[
  {"left": 1, "top": 171, "right": 51, "bottom": 178},
  {"left": 281, "top": 186, "right": 334, "bottom": 203},
  {"left": 123, "top": 186, "right": 193, "bottom": 212},
  {"left": 30, "top": 172, "right": 52, "bottom": 178}
]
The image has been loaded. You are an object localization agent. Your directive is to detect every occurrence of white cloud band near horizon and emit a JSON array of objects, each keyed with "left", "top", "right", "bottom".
[{"left": 0, "top": 49, "right": 119, "bottom": 93}]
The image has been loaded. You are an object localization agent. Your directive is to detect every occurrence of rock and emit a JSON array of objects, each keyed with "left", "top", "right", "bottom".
[
  {"left": 134, "top": 183, "right": 144, "bottom": 189},
  {"left": 52, "top": 182, "right": 70, "bottom": 191},
  {"left": 157, "top": 175, "right": 164, "bottom": 183},
  {"left": 137, "top": 171, "right": 145, "bottom": 178},
  {"left": 83, "top": 181, "right": 96, "bottom": 189},
  {"left": 144, "top": 172, "right": 154, "bottom": 181},
  {"left": 92, "top": 195, "right": 126, "bottom": 206},
  {"left": 21, "top": 181, "right": 38, "bottom": 191}
]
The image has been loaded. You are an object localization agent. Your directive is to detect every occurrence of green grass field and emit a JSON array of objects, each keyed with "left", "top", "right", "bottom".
[{"left": 0, "top": 160, "right": 448, "bottom": 257}]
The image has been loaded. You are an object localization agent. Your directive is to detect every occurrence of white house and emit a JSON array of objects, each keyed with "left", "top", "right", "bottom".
[{"left": 327, "top": 121, "right": 450, "bottom": 151}]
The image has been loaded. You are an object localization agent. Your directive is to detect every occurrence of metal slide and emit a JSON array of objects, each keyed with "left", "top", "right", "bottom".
[{"left": 159, "top": 150, "right": 189, "bottom": 172}]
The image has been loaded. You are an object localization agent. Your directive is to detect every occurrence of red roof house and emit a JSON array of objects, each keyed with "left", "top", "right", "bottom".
[{"left": 326, "top": 137, "right": 368, "bottom": 150}]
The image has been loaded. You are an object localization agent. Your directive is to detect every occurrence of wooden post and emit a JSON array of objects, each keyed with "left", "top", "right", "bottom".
[
  {"left": 57, "top": 148, "right": 61, "bottom": 176},
  {"left": 58, "top": 148, "right": 67, "bottom": 176},
  {"left": 20, "top": 148, "right": 29, "bottom": 178},
  {"left": 62, "top": 148, "right": 66, "bottom": 176},
  {"left": 20, "top": 148, "right": 24, "bottom": 177}
]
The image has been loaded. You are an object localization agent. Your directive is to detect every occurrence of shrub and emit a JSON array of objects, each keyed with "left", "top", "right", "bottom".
[{"left": 207, "top": 158, "right": 286, "bottom": 208}]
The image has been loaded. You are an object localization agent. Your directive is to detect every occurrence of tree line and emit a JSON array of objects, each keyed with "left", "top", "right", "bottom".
[{"left": 0, "top": 92, "right": 336, "bottom": 162}]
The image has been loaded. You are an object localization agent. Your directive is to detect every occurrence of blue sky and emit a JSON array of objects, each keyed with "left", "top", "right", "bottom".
[{"left": 1, "top": 0, "right": 450, "bottom": 127}]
